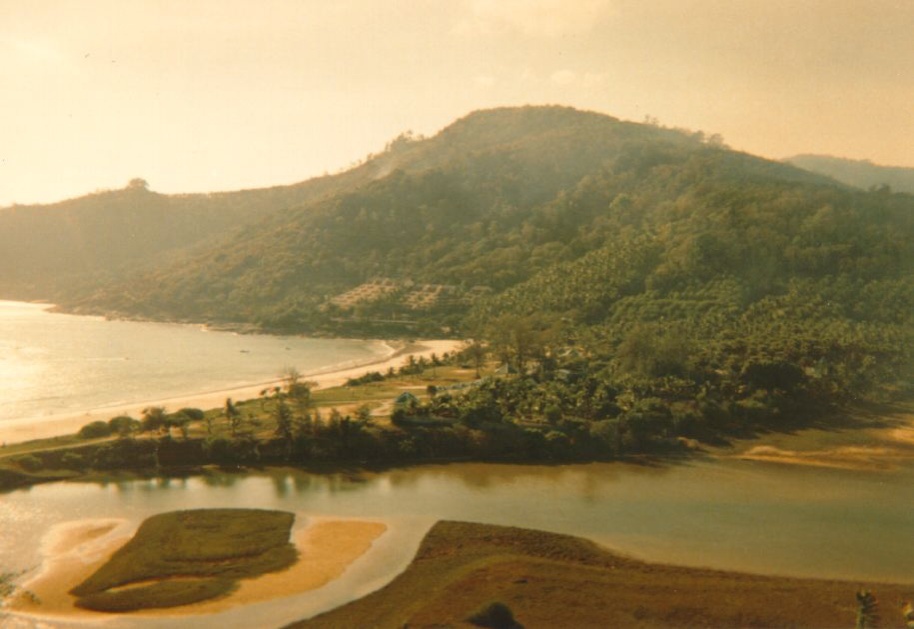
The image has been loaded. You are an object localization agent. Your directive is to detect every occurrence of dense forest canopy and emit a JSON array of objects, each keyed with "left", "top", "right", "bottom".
[{"left": 2, "top": 106, "right": 912, "bottom": 445}]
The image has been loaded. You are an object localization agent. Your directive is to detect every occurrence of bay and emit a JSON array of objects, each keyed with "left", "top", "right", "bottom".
[{"left": 0, "top": 300, "right": 390, "bottom": 424}]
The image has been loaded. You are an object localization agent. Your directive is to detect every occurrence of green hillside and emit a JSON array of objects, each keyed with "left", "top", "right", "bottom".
[
  {"left": 12, "top": 105, "right": 913, "bottom": 445},
  {"left": 0, "top": 159, "right": 396, "bottom": 300},
  {"left": 67, "top": 106, "right": 832, "bottom": 329}
]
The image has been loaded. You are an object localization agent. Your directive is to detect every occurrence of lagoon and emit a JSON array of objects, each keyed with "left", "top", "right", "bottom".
[{"left": 2, "top": 459, "right": 913, "bottom": 627}]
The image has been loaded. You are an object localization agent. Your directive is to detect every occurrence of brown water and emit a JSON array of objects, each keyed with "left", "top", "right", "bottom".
[{"left": 2, "top": 459, "right": 912, "bottom": 628}]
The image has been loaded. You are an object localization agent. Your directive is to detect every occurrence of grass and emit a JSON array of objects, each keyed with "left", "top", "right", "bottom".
[
  {"left": 71, "top": 578, "right": 237, "bottom": 612},
  {"left": 70, "top": 509, "right": 298, "bottom": 612},
  {"left": 293, "top": 521, "right": 914, "bottom": 629}
]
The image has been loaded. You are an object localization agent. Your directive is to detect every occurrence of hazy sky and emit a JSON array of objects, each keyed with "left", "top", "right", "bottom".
[{"left": 2, "top": 0, "right": 913, "bottom": 206}]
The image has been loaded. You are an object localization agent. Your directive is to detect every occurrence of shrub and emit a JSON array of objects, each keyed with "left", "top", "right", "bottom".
[
  {"left": 78, "top": 420, "right": 113, "bottom": 439},
  {"left": 61, "top": 451, "right": 86, "bottom": 469},
  {"left": 176, "top": 408, "right": 205, "bottom": 421},
  {"left": 468, "top": 601, "right": 523, "bottom": 629},
  {"left": 345, "top": 371, "right": 385, "bottom": 386},
  {"left": 15, "top": 454, "right": 42, "bottom": 472},
  {"left": 107, "top": 415, "right": 139, "bottom": 438},
  {"left": 93, "top": 439, "right": 157, "bottom": 469}
]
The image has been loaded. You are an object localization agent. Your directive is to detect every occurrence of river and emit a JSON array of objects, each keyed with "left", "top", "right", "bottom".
[{"left": 2, "top": 459, "right": 913, "bottom": 628}]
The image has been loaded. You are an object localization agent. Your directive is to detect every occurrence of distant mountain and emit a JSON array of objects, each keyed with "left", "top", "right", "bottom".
[
  {"left": 787, "top": 154, "right": 914, "bottom": 194},
  {"left": 0, "top": 159, "right": 396, "bottom": 300}
]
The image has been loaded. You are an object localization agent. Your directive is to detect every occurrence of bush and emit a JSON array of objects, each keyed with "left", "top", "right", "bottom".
[
  {"left": 93, "top": 439, "right": 157, "bottom": 469},
  {"left": 61, "top": 451, "right": 86, "bottom": 469},
  {"left": 345, "top": 371, "right": 385, "bottom": 386},
  {"left": 468, "top": 601, "right": 523, "bottom": 629},
  {"left": 78, "top": 420, "right": 113, "bottom": 439},
  {"left": 15, "top": 454, "right": 42, "bottom": 472},
  {"left": 107, "top": 415, "right": 139, "bottom": 438}
]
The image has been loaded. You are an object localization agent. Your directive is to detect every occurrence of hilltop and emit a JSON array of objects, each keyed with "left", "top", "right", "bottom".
[{"left": 60, "top": 106, "right": 836, "bottom": 330}]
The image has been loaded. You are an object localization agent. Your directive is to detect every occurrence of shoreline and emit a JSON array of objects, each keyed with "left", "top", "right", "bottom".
[{"left": 0, "top": 338, "right": 462, "bottom": 446}]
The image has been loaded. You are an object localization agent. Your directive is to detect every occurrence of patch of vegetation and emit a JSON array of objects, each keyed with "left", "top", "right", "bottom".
[
  {"left": 468, "top": 601, "right": 524, "bottom": 629},
  {"left": 73, "top": 578, "right": 237, "bottom": 612},
  {"left": 70, "top": 509, "right": 297, "bottom": 612},
  {"left": 77, "top": 421, "right": 112, "bottom": 439}
]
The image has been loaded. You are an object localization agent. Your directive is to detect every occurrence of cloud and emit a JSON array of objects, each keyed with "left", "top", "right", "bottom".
[{"left": 456, "top": 0, "right": 614, "bottom": 37}]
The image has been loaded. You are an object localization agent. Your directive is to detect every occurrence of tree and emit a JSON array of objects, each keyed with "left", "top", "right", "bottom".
[
  {"left": 140, "top": 406, "right": 168, "bottom": 434},
  {"left": 463, "top": 340, "right": 488, "bottom": 378},
  {"left": 856, "top": 590, "right": 879, "bottom": 629},
  {"left": 78, "top": 420, "right": 112, "bottom": 439},
  {"left": 281, "top": 366, "right": 314, "bottom": 418},
  {"left": 354, "top": 404, "right": 373, "bottom": 425},
  {"left": 107, "top": 415, "right": 139, "bottom": 439},
  {"left": 487, "top": 314, "right": 554, "bottom": 372},
  {"left": 273, "top": 396, "right": 294, "bottom": 458},
  {"left": 127, "top": 177, "right": 149, "bottom": 190},
  {"left": 224, "top": 398, "right": 242, "bottom": 437},
  {"left": 166, "top": 411, "right": 192, "bottom": 440}
]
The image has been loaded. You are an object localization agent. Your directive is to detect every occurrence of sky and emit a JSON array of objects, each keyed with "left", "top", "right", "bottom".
[{"left": 2, "top": 0, "right": 913, "bottom": 206}]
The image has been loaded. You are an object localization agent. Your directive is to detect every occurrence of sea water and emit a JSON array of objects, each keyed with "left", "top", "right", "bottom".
[{"left": 0, "top": 300, "right": 390, "bottom": 424}]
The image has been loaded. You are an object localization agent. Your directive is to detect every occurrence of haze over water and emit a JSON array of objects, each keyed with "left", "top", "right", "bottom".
[{"left": 0, "top": 301, "right": 389, "bottom": 424}]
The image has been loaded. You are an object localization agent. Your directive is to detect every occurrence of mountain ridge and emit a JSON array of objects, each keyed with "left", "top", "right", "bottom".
[
  {"left": 786, "top": 153, "right": 914, "bottom": 194},
  {"left": 61, "top": 106, "right": 843, "bottom": 329}
]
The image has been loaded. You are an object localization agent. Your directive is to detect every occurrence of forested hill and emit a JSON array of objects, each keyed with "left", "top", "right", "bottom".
[
  {"left": 787, "top": 154, "right": 914, "bottom": 194},
  {"left": 14, "top": 105, "right": 914, "bottom": 440},
  {"left": 0, "top": 156, "right": 400, "bottom": 300},
  {"left": 67, "top": 106, "right": 836, "bottom": 326}
]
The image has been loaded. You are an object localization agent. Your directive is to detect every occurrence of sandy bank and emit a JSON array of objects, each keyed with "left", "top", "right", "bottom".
[
  {"left": 733, "top": 444, "right": 906, "bottom": 471},
  {"left": 9, "top": 516, "right": 387, "bottom": 620},
  {"left": 727, "top": 408, "right": 914, "bottom": 470},
  {"left": 0, "top": 338, "right": 462, "bottom": 445},
  {"left": 8, "top": 518, "right": 134, "bottom": 616}
]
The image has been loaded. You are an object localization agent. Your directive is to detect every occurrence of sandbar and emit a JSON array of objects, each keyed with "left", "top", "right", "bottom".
[
  {"left": 0, "top": 338, "right": 461, "bottom": 445},
  {"left": 9, "top": 516, "right": 388, "bottom": 619}
]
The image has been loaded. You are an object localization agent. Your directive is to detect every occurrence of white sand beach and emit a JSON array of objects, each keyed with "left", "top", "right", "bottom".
[{"left": 0, "top": 339, "right": 462, "bottom": 445}]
